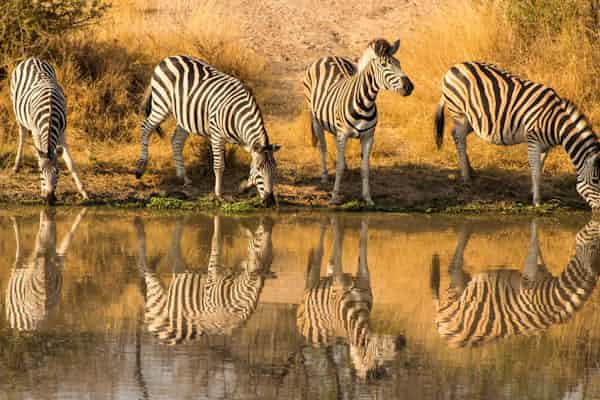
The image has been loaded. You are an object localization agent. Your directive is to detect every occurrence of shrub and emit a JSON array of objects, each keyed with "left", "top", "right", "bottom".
[{"left": 0, "top": 0, "right": 111, "bottom": 62}]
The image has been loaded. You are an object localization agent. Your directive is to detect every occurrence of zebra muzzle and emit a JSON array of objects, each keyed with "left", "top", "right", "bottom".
[
  {"left": 45, "top": 192, "right": 57, "bottom": 206},
  {"left": 262, "top": 192, "right": 275, "bottom": 208}
]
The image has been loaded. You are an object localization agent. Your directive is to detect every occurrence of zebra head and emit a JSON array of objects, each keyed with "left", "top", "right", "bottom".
[
  {"left": 37, "top": 147, "right": 61, "bottom": 205},
  {"left": 576, "top": 220, "right": 600, "bottom": 270},
  {"left": 577, "top": 151, "right": 600, "bottom": 211},
  {"left": 240, "top": 143, "right": 281, "bottom": 207},
  {"left": 360, "top": 38, "right": 414, "bottom": 96},
  {"left": 350, "top": 333, "right": 405, "bottom": 380}
]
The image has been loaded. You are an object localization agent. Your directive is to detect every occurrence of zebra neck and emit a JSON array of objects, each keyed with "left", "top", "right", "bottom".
[
  {"left": 346, "top": 65, "right": 380, "bottom": 111},
  {"left": 556, "top": 104, "right": 600, "bottom": 173}
]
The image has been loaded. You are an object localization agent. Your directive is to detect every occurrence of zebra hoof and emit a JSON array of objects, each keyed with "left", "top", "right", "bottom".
[
  {"left": 12, "top": 166, "right": 20, "bottom": 174},
  {"left": 135, "top": 170, "right": 144, "bottom": 179},
  {"left": 320, "top": 175, "right": 328, "bottom": 184},
  {"left": 329, "top": 196, "right": 343, "bottom": 206},
  {"left": 363, "top": 198, "right": 375, "bottom": 207}
]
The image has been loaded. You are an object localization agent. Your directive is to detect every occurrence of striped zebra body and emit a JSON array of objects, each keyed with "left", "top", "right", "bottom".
[
  {"left": 432, "top": 220, "right": 600, "bottom": 347},
  {"left": 303, "top": 39, "right": 414, "bottom": 205},
  {"left": 135, "top": 55, "right": 280, "bottom": 206},
  {"left": 10, "top": 57, "right": 87, "bottom": 204},
  {"left": 435, "top": 61, "right": 600, "bottom": 208},
  {"left": 297, "top": 217, "right": 403, "bottom": 379},
  {"left": 136, "top": 215, "right": 273, "bottom": 345},
  {"left": 6, "top": 209, "right": 86, "bottom": 331}
]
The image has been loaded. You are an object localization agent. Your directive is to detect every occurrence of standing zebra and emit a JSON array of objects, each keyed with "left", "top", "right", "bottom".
[
  {"left": 135, "top": 215, "right": 274, "bottom": 344},
  {"left": 430, "top": 220, "right": 600, "bottom": 347},
  {"left": 11, "top": 57, "right": 88, "bottom": 205},
  {"left": 135, "top": 55, "right": 280, "bottom": 207},
  {"left": 304, "top": 39, "right": 414, "bottom": 205},
  {"left": 297, "top": 217, "right": 404, "bottom": 380},
  {"left": 6, "top": 209, "right": 86, "bottom": 331},
  {"left": 435, "top": 62, "right": 600, "bottom": 208}
]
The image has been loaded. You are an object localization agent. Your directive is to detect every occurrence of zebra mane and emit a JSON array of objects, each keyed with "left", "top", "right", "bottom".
[{"left": 357, "top": 39, "right": 396, "bottom": 73}]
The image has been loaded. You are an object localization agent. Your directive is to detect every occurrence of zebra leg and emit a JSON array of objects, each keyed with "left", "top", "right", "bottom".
[
  {"left": 208, "top": 215, "right": 223, "bottom": 275},
  {"left": 171, "top": 126, "right": 192, "bottom": 187},
  {"left": 356, "top": 218, "right": 370, "bottom": 285},
  {"left": 330, "top": 136, "right": 348, "bottom": 205},
  {"left": 312, "top": 116, "right": 329, "bottom": 184},
  {"left": 527, "top": 141, "right": 544, "bottom": 206},
  {"left": 360, "top": 133, "right": 375, "bottom": 206},
  {"left": 523, "top": 220, "right": 548, "bottom": 285},
  {"left": 169, "top": 218, "right": 188, "bottom": 274},
  {"left": 60, "top": 142, "right": 89, "bottom": 200},
  {"left": 211, "top": 140, "right": 226, "bottom": 201},
  {"left": 11, "top": 217, "right": 23, "bottom": 268},
  {"left": 448, "top": 225, "right": 472, "bottom": 296},
  {"left": 451, "top": 123, "right": 473, "bottom": 184},
  {"left": 57, "top": 208, "right": 87, "bottom": 256},
  {"left": 13, "top": 124, "right": 27, "bottom": 173},
  {"left": 306, "top": 219, "right": 327, "bottom": 289},
  {"left": 328, "top": 217, "right": 344, "bottom": 284}
]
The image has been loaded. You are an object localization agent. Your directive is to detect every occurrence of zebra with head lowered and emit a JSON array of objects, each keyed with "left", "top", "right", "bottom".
[
  {"left": 135, "top": 215, "right": 274, "bottom": 344},
  {"left": 11, "top": 57, "right": 88, "bottom": 205},
  {"left": 430, "top": 220, "right": 600, "bottom": 347},
  {"left": 297, "top": 217, "right": 405, "bottom": 380},
  {"left": 135, "top": 55, "right": 280, "bottom": 207},
  {"left": 303, "top": 39, "right": 414, "bottom": 205},
  {"left": 435, "top": 62, "right": 600, "bottom": 208},
  {"left": 6, "top": 209, "right": 86, "bottom": 332}
]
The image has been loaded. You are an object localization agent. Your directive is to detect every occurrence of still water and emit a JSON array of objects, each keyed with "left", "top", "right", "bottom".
[{"left": 1, "top": 209, "right": 600, "bottom": 399}]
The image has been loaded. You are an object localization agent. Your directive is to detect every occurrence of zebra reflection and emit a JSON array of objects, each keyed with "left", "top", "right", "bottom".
[
  {"left": 431, "top": 220, "right": 600, "bottom": 347},
  {"left": 135, "top": 215, "right": 274, "bottom": 344},
  {"left": 6, "top": 209, "right": 87, "bottom": 331},
  {"left": 297, "top": 217, "right": 405, "bottom": 381}
]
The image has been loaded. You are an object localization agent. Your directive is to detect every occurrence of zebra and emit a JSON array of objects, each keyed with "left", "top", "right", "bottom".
[
  {"left": 430, "top": 220, "right": 600, "bottom": 348},
  {"left": 135, "top": 215, "right": 274, "bottom": 344},
  {"left": 435, "top": 61, "right": 600, "bottom": 208},
  {"left": 134, "top": 55, "right": 280, "bottom": 207},
  {"left": 10, "top": 57, "right": 88, "bottom": 205},
  {"left": 303, "top": 38, "right": 414, "bottom": 205},
  {"left": 6, "top": 208, "right": 87, "bottom": 332},
  {"left": 297, "top": 217, "right": 405, "bottom": 380}
]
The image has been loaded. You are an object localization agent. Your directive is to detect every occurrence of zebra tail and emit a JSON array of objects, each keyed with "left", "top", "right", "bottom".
[
  {"left": 434, "top": 98, "right": 445, "bottom": 150},
  {"left": 141, "top": 84, "right": 164, "bottom": 138}
]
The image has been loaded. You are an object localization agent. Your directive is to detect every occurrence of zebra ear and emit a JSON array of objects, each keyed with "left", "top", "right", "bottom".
[{"left": 388, "top": 39, "right": 400, "bottom": 55}]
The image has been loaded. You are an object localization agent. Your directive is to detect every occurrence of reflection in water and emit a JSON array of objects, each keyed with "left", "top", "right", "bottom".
[
  {"left": 431, "top": 220, "right": 600, "bottom": 347},
  {"left": 297, "top": 217, "right": 405, "bottom": 381},
  {"left": 6, "top": 209, "right": 86, "bottom": 332},
  {"left": 135, "top": 215, "right": 274, "bottom": 344}
]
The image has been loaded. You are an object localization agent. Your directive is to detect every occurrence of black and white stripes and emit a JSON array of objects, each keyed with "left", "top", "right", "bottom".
[
  {"left": 430, "top": 220, "right": 600, "bottom": 347},
  {"left": 135, "top": 55, "right": 280, "bottom": 206},
  {"left": 303, "top": 39, "right": 413, "bottom": 205},
  {"left": 10, "top": 57, "right": 88, "bottom": 204},
  {"left": 435, "top": 61, "right": 600, "bottom": 208},
  {"left": 135, "top": 216, "right": 274, "bottom": 344}
]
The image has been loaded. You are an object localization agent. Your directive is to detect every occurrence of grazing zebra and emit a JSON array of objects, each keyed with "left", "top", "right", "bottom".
[
  {"left": 6, "top": 209, "right": 86, "bottom": 331},
  {"left": 135, "top": 215, "right": 274, "bottom": 344},
  {"left": 10, "top": 57, "right": 88, "bottom": 205},
  {"left": 135, "top": 55, "right": 280, "bottom": 207},
  {"left": 435, "top": 62, "right": 600, "bottom": 208},
  {"left": 303, "top": 39, "right": 414, "bottom": 205},
  {"left": 297, "top": 217, "right": 405, "bottom": 380},
  {"left": 430, "top": 220, "right": 600, "bottom": 347}
]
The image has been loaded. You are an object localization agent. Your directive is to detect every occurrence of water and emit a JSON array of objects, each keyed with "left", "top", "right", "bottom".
[{"left": 1, "top": 209, "right": 600, "bottom": 400}]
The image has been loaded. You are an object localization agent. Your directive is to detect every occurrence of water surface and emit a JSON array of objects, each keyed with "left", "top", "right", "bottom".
[{"left": 1, "top": 209, "right": 600, "bottom": 399}]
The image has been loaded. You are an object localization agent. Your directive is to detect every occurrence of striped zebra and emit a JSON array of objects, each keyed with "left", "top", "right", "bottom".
[
  {"left": 297, "top": 217, "right": 405, "bottom": 380},
  {"left": 10, "top": 57, "right": 88, "bottom": 205},
  {"left": 135, "top": 215, "right": 274, "bottom": 344},
  {"left": 303, "top": 39, "right": 414, "bottom": 205},
  {"left": 6, "top": 209, "right": 86, "bottom": 331},
  {"left": 435, "top": 61, "right": 600, "bottom": 208},
  {"left": 135, "top": 55, "right": 280, "bottom": 207},
  {"left": 430, "top": 220, "right": 600, "bottom": 347}
]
